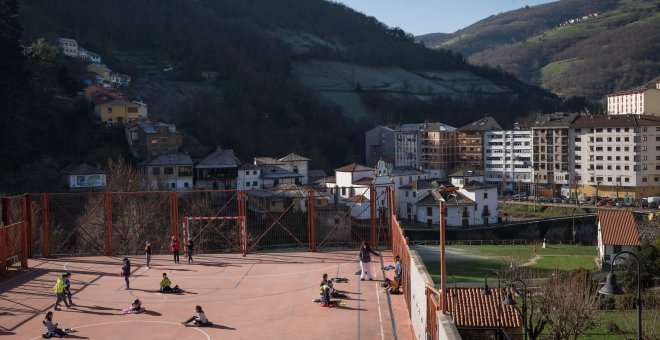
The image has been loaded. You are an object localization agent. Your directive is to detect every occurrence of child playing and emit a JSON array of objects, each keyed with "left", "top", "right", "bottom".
[
  {"left": 53, "top": 274, "right": 69, "bottom": 310},
  {"left": 145, "top": 241, "right": 152, "bottom": 269},
  {"left": 381, "top": 278, "right": 401, "bottom": 294},
  {"left": 120, "top": 258, "right": 131, "bottom": 290},
  {"left": 394, "top": 255, "right": 402, "bottom": 288},
  {"left": 327, "top": 280, "right": 347, "bottom": 298},
  {"left": 159, "top": 273, "right": 181, "bottom": 293},
  {"left": 181, "top": 305, "right": 211, "bottom": 326},
  {"left": 171, "top": 236, "right": 180, "bottom": 264},
  {"left": 186, "top": 237, "right": 194, "bottom": 264},
  {"left": 122, "top": 299, "right": 145, "bottom": 314},
  {"left": 63, "top": 272, "right": 73, "bottom": 306},
  {"left": 43, "top": 311, "right": 73, "bottom": 337}
]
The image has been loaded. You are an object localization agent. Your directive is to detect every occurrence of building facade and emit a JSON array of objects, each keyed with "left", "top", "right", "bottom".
[
  {"left": 57, "top": 38, "right": 78, "bottom": 58},
  {"left": 607, "top": 83, "right": 660, "bottom": 116},
  {"left": 531, "top": 113, "right": 580, "bottom": 197},
  {"left": 139, "top": 153, "right": 193, "bottom": 190},
  {"left": 62, "top": 163, "right": 106, "bottom": 190},
  {"left": 278, "top": 153, "right": 310, "bottom": 185},
  {"left": 365, "top": 125, "right": 395, "bottom": 167},
  {"left": 570, "top": 114, "right": 660, "bottom": 199},
  {"left": 457, "top": 117, "right": 502, "bottom": 171},
  {"left": 125, "top": 121, "right": 182, "bottom": 159},
  {"left": 97, "top": 99, "right": 143, "bottom": 125},
  {"left": 484, "top": 126, "right": 533, "bottom": 195},
  {"left": 419, "top": 122, "right": 458, "bottom": 177},
  {"left": 394, "top": 124, "right": 421, "bottom": 168},
  {"left": 194, "top": 147, "right": 238, "bottom": 190}
]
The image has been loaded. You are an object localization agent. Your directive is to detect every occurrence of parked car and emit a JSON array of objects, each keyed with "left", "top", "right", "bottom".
[
  {"left": 552, "top": 197, "right": 561, "bottom": 203},
  {"left": 606, "top": 200, "right": 616, "bottom": 207},
  {"left": 511, "top": 193, "right": 528, "bottom": 200},
  {"left": 596, "top": 200, "right": 607, "bottom": 207}
]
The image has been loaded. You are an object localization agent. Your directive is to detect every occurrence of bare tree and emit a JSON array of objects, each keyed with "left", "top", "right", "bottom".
[{"left": 539, "top": 269, "right": 599, "bottom": 340}]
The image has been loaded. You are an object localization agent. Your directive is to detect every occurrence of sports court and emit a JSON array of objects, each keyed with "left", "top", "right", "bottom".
[{"left": 0, "top": 251, "right": 413, "bottom": 339}]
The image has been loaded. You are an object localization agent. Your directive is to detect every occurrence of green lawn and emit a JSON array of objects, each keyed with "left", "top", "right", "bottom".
[{"left": 418, "top": 244, "right": 597, "bottom": 284}]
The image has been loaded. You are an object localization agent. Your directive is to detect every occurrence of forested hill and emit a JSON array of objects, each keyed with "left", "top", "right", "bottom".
[
  {"left": 417, "top": 0, "right": 660, "bottom": 101},
  {"left": 6, "top": 0, "right": 573, "bottom": 192}
]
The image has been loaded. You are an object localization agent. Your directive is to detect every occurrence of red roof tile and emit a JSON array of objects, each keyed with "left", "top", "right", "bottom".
[
  {"left": 598, "top": 210, "right": 640, "bottom": 246},
  {"left": 345, "top": 194, "right": 369, "bottom": 203},
  {"left": 446, "top": 287, "right": 521, "bottom": 329},
  {"left": 352, "top": 176, "right": 373, "bottom": 186},
  {"left": 335, "top": 163, "right": 372, "bottom": 172}
]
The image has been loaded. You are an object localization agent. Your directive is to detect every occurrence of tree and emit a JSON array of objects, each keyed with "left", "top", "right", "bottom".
[{"left": 539, "top": 269, "right": 599, "bottom": 339}]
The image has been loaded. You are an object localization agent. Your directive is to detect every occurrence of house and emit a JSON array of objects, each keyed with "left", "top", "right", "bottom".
[
  {"left": 194, "top": 147, "right": 239, "bottom": 190},
  {"left": 237, "top": 163, "right": 303, "bottom": 190},
  {"left": 390, "top": 166, "right": 429, "bottom": 212},
  {"left": 61, "top": 163, "right": 106, "bottom": 190},
  {"left": 97, "top": 99, "right": 143, "bottom": 125},
  {"left": 597, "top": 210, "right": 641, "bottom": 267},
  {"left": 446, "top": 287, "right": 521, "bottom": 339},
  {"left": 327, "top": 161, "right": 392, "bottom": 219},
  {"left": 57, "top": 38, "right": 78, "bottom": 58},
  {"left": 78, "top": 48, "right": 102, "bottom": 64},
  {"left": 278, "top": 153, "right": 310, "bottom": 185},
  {"left": 110, "top": 73, "right": 131, "bottom": 87},
  {"left": 331, "top": 163, "right": 374, "bottom": 200},
  {"left": 125, "top": 121, "right": 183, "bottom": 159},
  {"left": 308, "top": 169, "right": 328, "bottom": 184},
  {"left": 139, "top": 153, "right": 193, "bottom": 190},
  {"left": 84, "top": 84, "right": 129, "bottom": 103},
  {"left": 86, "top": 64, "right": 112, "bottom": 81}
]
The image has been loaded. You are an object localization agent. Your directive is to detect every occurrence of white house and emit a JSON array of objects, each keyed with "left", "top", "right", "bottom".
[
  {"left": 597, "top": 210, "right": 640, "bottom": 268},
  {"left": 237, "top": 163, "right": 303, "bottom": 190},
  {"left": 460, "top": 180, "right": 499, "bottom": 226},
  {"left": 62, "top": 163, "right": 106, "bottom": 190},
  {"left": 57, "top": 38, "right": 79, "bottom": 58},
  {"left": 327, "top": 161, "right": 392, "bottom": 219},
  {"left": 238, "top": 163, "right": 262, "bottom": 190},
  {"left": 278, "top": 153, "right": 310, "bottom": 185},
  {"left": 138, "top": 153, "right": 193, "bottom": 191}
]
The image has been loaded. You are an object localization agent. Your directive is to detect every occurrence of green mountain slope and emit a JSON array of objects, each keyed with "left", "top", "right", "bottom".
[
  {"left": 418, "top": 0, "right": 660, "bottom": 100},
  {"left": 14, "top": 0, "right": 565, "bottom": 180}
]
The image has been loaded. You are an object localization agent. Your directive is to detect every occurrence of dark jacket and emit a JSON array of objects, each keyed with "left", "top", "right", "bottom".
[{"left": 359, "top": 248, "right": 379, "bottom": 263}]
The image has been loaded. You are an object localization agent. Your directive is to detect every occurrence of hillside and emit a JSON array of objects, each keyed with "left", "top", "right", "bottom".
[
  {"left": 2, "top": 0, "right": 574, "bottom": 193},
  {"left": 418, "top": 0, "right": 660, "bottom": 101}
]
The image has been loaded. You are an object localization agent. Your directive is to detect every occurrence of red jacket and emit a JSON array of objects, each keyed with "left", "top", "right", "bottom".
[{"left": 170, "top": 238, "right": 180, "bottom": 252}]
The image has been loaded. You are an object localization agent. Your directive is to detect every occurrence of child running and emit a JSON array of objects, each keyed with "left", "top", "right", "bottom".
[
  {"left": 181, "top": 305, "right": 210, "bottom": 326},
  {"left": 53, "top": 274, "right": 69, "bottom": 310}
]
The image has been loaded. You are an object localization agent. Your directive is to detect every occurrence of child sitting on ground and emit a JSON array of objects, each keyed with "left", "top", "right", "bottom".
[
  {"left": 381, "top": 277, "right": 401, "bottom": 294},
  {"left": 181, "top": 305, "right": 211, "bottom": 326},
  {"left": 327, "top": 280, "right": 347, "bottom": 298},
  {"left": 159, "top": 273, "right": 181, "bottom": 293},
  {"left": 42, "top": 311, "right": 74, "bottom": 338},
  {"left": 122, "top": 299, "right": 145, "bottom": 314}
]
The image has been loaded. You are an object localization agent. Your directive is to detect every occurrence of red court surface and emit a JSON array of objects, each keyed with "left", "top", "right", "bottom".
[{"left": 1, "top": 251, "right": 413, "bottom": 339}]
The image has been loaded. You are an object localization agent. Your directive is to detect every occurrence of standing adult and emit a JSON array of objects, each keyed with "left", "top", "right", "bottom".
[
  {"left": 185, "top": 237, "right": 194, "bottom": 264},
  {"left": 171, "top": 235, "right": 180, "bottom": 264},
  {"left": 358, "top": 241, "right": 380, "bottom": 281},
  {"left": 145, "top": 241, "right": 152, "bottom": 269},
  {"left": 53, "top": 274, "right": 70, "bottom": 310},
  {"left": 120, "top": 258, "right": 131, "bottom": 290}
]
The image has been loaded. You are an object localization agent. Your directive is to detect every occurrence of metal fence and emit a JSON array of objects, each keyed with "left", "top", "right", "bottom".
[
  {"left": 1, "top": 195, "right": 30, "bottom": 273},
  {"left": 8, "top": 187, "right": 391, "bottom": 258}
]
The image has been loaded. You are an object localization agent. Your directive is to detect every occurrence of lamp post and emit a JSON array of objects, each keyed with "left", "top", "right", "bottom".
[
  {"left": 502, "top": 279, "right": 528, "bottom": 340},
  {"left": 482, "top": 272, "right": 502, "bottom": 339},
  {"left": 598, "top": 251, "right": 642, "bottom": 340}
]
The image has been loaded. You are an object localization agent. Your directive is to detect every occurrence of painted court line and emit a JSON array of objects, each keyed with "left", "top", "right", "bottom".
[
  {"left": 374, "top": 260, "right": 385, "bottom": 340},
  {"left": 234, "top": 263, "right": 254, "bottom": 288},
  {"left": 28, "top": 320, "right": 211, "bottom": 340}
]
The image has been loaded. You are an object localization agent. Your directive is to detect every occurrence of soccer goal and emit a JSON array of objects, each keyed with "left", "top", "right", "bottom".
[{"left": 181, "top": 216, "right": 247, "bottom": 254}]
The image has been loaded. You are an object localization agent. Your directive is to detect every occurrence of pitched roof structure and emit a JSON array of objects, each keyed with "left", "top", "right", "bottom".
[
  {"left": 352, "top": 177, "right": 373, "bottom": 186},
  {"left": 398, "top": 178, "right": 449, "bottom": 190},
  {"left": 279, "top": 153, "right": 310, "bottom": 162},
  {"left": 530, "top": 112, "right": 580, "bottom": 128},
  {"left": 254, "top": 157, "right": 282, "bottom": 165},
  {"left": 459, "top": 117, "right": 503, "bottom": 132},
  {"left": 139, "top": 153, "right": 193, "bottom": 166},
  {"left": 258, "top": 165, "right": 303, "bottom": 179},
  {"left": 570, "top": 114, "right": 660, "bottom": 128},
  {"left": 416, "top": 189, "right": 475, "bottom": 207},
  {"left": 446, "top": 287, "right": 521, "bottom": 329},
  {"left": 196, "top": 147, "right": 238, "bottom": 169},
  {"left": 62, "top": 163, "right": 104, "bottom": 175},
  {"left": 344, "top": 195, "right": 369, "bottom": 203},
  {"left": 449, "top": 170, "right": 484, "bottom": 178},
  {"left": 335, "top": 163, "right": 372, "bottom": 172},
  {"left": 315, "top": 176, "right": 336, "bottom": 185},
  {"left": 462, "top": 180, "right": 498, "bottom": 190},
  {"left": 598, "top": 210, "right": 641, "bottom": 246},
  {"left": 390, "top": 166, "right": 427, "bottom": 176}
]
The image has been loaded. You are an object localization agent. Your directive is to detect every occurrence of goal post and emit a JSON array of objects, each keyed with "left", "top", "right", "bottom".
[{"left": 180, "top": 216, "right": 247, "bottom": 255}]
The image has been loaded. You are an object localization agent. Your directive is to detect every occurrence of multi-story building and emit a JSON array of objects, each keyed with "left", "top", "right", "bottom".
[
  {"left": 607, "top": 83, "right": 660, "bottom": 116},
  {"left": 457, "top": 117, "right": 502, "bottom": 171},
  {"left": 365, "top": 125, "right": 395, "bottom": 167},
  {"left": 419, "top": 122, "right": 458, "bottom": 177},
  {"left": 125, "top": 121, "right": 183, "bottom": 159},
  {"left": 97, "top": 99, "right": 144, "bottom": 125},
  {"left": 277, "top": 153, "right": 310, "bottom": 185},
  {"left": 237, "top": 163, "right": 303, "bottom": 190},
  {"left": 570, "top": 114, "right": 660, "bottom": 200},
  {"left": 484, "top": 124, "right": 533, "bottom": 195},
  {"left": 57, "top": 38, "right": 78, "bottom": 58},
  {"left": 195, "top": 147, "right": 238, "bottom": 190},
  {"left": 531, "top": 112, "right": 580, "bottom": 197},
  {"left": 139, "top": 153, "right": 193, "bottom": 190},
  {"left": 394, "top": 124, "right": 421, "bottom": 168}
]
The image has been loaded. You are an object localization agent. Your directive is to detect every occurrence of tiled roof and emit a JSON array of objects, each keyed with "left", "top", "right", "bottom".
[
  {"left": 315, "top": 176, "right": 336, "bottom": 184},
  {"left": 459, "top": 117, "right": 503, "bottom": 132},
  {"left": 416, "top": 189, "right": 475, "bottom": 207},
  {"left": 391, "top": 166, "right": 427, "bottom": 176},
  {"left": 62, "top": 163, "right": 104, "bottom": 175},
  {"left": 308, "top": 169, "right": 328, "bottom": 178},
  {"left": 125, "top": 120, "right": 178, "bottom": 134},
  {"left": 345, "top": 194, "right": 369, "bottom": 203},
  {"left": 446, "top": 287, "right": 521, "bottom": 329},
  {"left": 449, "top": 170, "right": 484, "bottom": 178},
  {"left": 419, "top": 122, "right": 457, "bottom": 132},
  {"left": 530, "top": 112, "right": 580, "bottom": 128},
  {"left": 352, "top": 177, "right": 373, "bottom": 186},
  {"left": 196, "top": 148, "right": 238, "bottom": 169},
  {"left": 259, "top": 165, "right": 303, "bottom": 179},
  {"left": 279, "top": 153, "right": 310, "bottom": 162},
  {"left": 398, "top": 178, "right": 449, "bottom": 190},
  {"left": 238, "top": 163, "right": 260, "bottom": 170},
  {"left": 139, "top": 153, "right": 192, "bottom": 166},
  {"left": 335, "top": 163, "right": 372, "bottom": 172},
  {"left": 570, "top": 114, "right": 660, "bottom": 128},
  {"left": 396, "top": 123, "right": 420, "bottom": 132},
  {"left": 254, "top": 157, "right": 282, "bottom": 165},
  {"left": 463, "top": 180, "right": 498, "bottom": 190},
  {"left": 598, "top": 210, "right": 641, "bottom": 246}
]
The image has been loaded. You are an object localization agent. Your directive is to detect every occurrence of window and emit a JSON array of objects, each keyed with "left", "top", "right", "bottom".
[
  {"left": 614, "top": 245, "right": 622, "bottom": 254},
  {"left": 405, "top": 191, "right": 409, "bottom": 197},
  {"left": 252, "top": 181, "right": 258, "bottom": 186},
  {"left": 246, "top": 182, "right": 251, "bottom": 187},
  {"left": 152, "top": 167, "right": 160, "bottom": 175},
  {"left": 151, "top": 139, "right": 157, "bottom": 144},
  {"left": 184, "top": 182, "right": 189, "bottom": 188},
  {"left": 624, "top": 166, "right": 629, "bottom": 171},
  {"left": 484, "top": 192, "right": 488, "bottom": 199},
  {"left": 341, "top": 187, "right": 346, "bottom": 195},
  {"left": 643, "top": 178, "right": 648, "bottom": 183},
  {"left": 164, "top": 167, "right": 173, "bottom": 175},
  {"left": 107, "top": 107, "right": 113, "bottom": 113},
  {"left": 413, "top": 192, "right": 417, "bottom": 198},
  {"left": 625, "top": 177, "right": 629, "bottom": 183},
  {"left": 253, "top": 170, "right": 258, "bottom": 175},
  {"left": 607, "top": 177, "right": 612, "bottom": 182},
  {"left": 427, "top": 207, "right": 433, "bottom": 216}
]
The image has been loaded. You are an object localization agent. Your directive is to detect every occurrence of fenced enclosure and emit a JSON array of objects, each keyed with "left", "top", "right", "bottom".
[{"left": 3, "top": 187, "right": 393, "bottom": 258}]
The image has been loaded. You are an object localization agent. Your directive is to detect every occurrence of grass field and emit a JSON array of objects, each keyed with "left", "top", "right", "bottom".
[{"left": 416, "top": 244, "right": 597, "bottom": 284}]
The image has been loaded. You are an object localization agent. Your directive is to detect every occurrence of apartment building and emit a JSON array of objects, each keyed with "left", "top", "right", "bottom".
[
  {"left": 365, "top": 125, "right": 395, "bottom": 167},
  {"left": 607, "top": 83, "right": 660, "bottom": 116},
  {"left": 125, "top": 121, "right": 183, "bottom": 159},
  {"left": 419, "top": 122, "right": 458, "bottom": 178},
  {"left": 394, "top": 124, "right": 421, "bottom": 168},
  {"left": 531, "top": 112, "right": 580, "bottom": 197},
  {"left": 57, "top": 38, "right": 78, "bottom": 58},
  {"left": 458, "top": 117, "right": 502, "bottom": 171},
  {"left": 570, "top": 114, "right": 660, "bottom": 199},
  {"left": 484, "top": 125, "right": 533, "bottom": 194}
]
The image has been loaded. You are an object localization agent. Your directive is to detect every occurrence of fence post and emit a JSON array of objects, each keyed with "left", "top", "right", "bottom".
[
  {"left": 1, "top": 197, "right": 8, "bottom": 225},
  {"left": 170, "top": 192, "right": 179, "bottom": 238},
  {"left": 41, "top": 194, "right": 50, "bottom": 258},
  {"left": 370, "top": 186, "right": 377, "bottom": 247},
  {"left": 104, "top": 193, "right": 113, "bottom": 256},
  {"left": 0, "top": 227, "right": 5, "bottom": 275},
  {"left": 19, "top": 195, "right": 28, "bottom": 268},
  {"left": 308, "top": 189, "right": 316, "bottom": 251},
  {"left": 25, "top": 194, "right": 33, "bottom": 259}
]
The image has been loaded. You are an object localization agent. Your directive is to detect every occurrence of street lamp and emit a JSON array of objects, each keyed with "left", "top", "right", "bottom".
[
  {"left": 502, "top": 279, "right": 528, "bottom": 340},
  {"left": 482, "top": 272, "right": 502, "bottom": 339},
  {"left": 598, "top": 251, "right": 642, "bottom": 340}
]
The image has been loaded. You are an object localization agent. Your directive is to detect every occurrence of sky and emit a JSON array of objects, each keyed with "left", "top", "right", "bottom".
[{"left": 332, "top": 0, "right": 556, "bottom": 36}]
